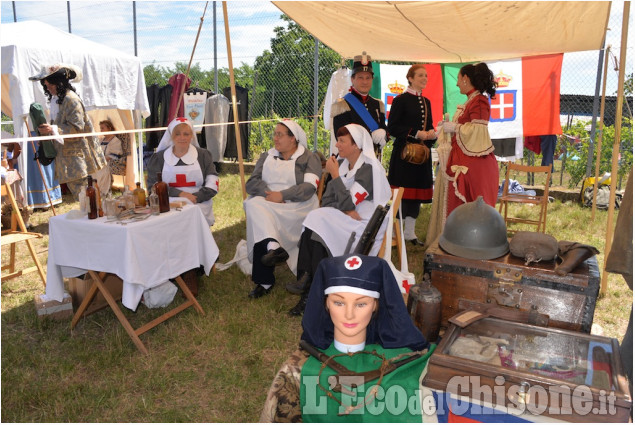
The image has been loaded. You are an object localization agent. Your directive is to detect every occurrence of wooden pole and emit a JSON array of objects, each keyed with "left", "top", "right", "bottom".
[
  {"left": 600, "top": 1, "right": 630, "bottom": 295},
  {"left": 222, "top": 1, "right": 247, "bottom": 200},
  {"left": 591, "top": 46, "right": 610, "bottom": 220},
  {"left": 173, "top": 2, "right": 208, "bottom": 121},
  {"left": 22, "top": 117, "right": 57, "bottom": 215}
]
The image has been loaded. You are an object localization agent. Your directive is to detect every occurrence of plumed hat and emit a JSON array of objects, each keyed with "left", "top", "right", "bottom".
[
  {"left": 29, "top": 63, "right": 83, "bottom": 82},
  {"left": 351, "top": 51, "right": 374, "bottom": 76},
  {"left": 278, "top": 119, "right": 307, "bottom": 148},
  {"left": 301, "top": 255, "right": 428, "bottom": 351}
]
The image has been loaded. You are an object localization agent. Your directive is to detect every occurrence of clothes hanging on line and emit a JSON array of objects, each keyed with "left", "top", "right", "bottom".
[
  {"left": 167, "top": 73, "right": 192, "bottom": 121},
  {"left": 145, "top": 83, "right": 173, "bottom": 151},
  {"left": 204, "top": 93, "right": 230, "bottom": 163},
  {"left": 223, "top": 85, "right": 250, "bottom": 161}
]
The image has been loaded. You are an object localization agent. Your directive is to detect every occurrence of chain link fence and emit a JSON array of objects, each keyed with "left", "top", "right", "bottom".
[{"left": 3, "top": 1, "right": 633, "bottom": 187}]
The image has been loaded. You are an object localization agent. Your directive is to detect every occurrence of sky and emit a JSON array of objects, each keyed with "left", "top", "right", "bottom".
[{"left": 1, "top": 0, "right": 633, "bottom": 97}]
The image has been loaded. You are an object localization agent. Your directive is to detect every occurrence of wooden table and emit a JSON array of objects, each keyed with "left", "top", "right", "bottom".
[{"left": 45, "top": 205, "right": 219, "bottom": 354}]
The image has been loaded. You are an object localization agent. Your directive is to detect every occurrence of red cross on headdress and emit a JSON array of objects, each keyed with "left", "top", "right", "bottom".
[
  {"left": 215, "top": 180, "right": 219, "bottom": 189},
  {"left": 175, "top": 117, "right": 188, "bottom": 123},
  {"left": 354, "top": 191, "right": 368, "bottom": 205},
  {"left": 345, "top": 255, "right": 362, "bottom": 270},
  {"left": 315, "top": 178, "right": 320, "bottom": 187}
]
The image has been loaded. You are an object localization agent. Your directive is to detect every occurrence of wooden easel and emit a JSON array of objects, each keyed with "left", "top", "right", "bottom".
[{"left": 1, "top": 181, "right": 46, "bottom": 285}]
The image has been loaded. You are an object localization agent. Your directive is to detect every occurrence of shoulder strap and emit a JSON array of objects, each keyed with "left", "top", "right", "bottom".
[{"left": 343, "top": 93, "right": 379, "bottom": 132}]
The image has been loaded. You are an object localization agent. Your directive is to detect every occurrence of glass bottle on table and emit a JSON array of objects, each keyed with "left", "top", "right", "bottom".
[
  {"left": 93, "top": 179, "right": 104, "bottom": 217},
  {"left": 133, "top": 182, "right": 146, "bottom": 207},
  {"left": 86, "top": 176, "right": 98, "bottom": 220},
  {"left": 153, "top": 172, "right": 170, "bottom": 213},
  {"left": 148, "top": 187, "right": 160, "bottom": 215},
  {"left": 122, "top": 185, "right": 135, "bottom": 210}
]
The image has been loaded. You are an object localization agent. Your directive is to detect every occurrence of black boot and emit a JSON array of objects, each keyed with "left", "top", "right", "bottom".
[
  {"left": 285, "top": 271, "right": 311, "bottom": 295},
  {"left": 288, "top": 292, "right": 308, "bottom": 316}
]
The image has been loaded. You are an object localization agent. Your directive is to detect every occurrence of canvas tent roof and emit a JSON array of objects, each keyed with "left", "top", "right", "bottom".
[{"left": 273, "top": 1, "right": 612, "bottom": 63}]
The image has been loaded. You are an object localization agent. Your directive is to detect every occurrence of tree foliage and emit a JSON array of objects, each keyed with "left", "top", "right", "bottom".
[{"left": 252, "top": 15, "right": 340, "bottom": 118}]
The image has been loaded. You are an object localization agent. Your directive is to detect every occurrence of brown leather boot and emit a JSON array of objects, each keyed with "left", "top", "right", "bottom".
[{"left": 180, "top": 268, "right": 199, "bottom": 297}]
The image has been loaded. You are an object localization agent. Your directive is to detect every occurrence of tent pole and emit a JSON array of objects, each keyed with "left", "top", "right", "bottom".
[
  {"left": 600, "top": 1, "right": 630, "bottom": 296},
  {"left": 586, "top": 39, "right": 606, "bottom": 180},
  {"left": 222, "top": 1, "right": 247, "bottom": 200},
  {"left": 22, "top": 117, "right": 56, "bottom": 216},
  {"left": 173, "top": 1, "right": 209, "bottom": 121},
  {"left": 591, "top": 46, "right": 611, "bottom": 220}
]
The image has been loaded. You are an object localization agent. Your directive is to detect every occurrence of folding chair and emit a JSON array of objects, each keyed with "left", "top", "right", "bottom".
[
  {"left": 1, "top": 181, "right": 46, "bottom": 286},
  {"left": 498, "top": 163, "right": 552, "bottom": 233},
  {"left": 378, "top": 187, "right": 405, "bottom": 264}
]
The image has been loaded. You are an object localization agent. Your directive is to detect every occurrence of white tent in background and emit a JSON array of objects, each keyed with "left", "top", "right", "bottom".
[{"left": 1, "top": 20, "right": 150, "bottom": 194}]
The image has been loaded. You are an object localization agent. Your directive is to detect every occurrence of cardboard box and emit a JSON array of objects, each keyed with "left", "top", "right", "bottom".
[
  {"left": 67, "top": 273, "right": 123, "bottom": 316},
  {"left": 34, "top": 292, "right": 73, "bottom": 321}
]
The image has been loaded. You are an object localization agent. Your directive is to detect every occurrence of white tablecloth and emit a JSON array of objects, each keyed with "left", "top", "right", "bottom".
[{"left": 46, "top": 204, "right": 219, "bottom": 310}]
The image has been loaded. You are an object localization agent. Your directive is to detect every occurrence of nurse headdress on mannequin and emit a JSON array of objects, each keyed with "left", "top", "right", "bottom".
[{"left": 301, "top": 255, "right": 428, "bottom": 351}]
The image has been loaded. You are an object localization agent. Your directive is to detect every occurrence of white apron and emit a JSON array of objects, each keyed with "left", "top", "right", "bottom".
[
  {"left": 162, "top": 151, "right": 215, "bottom": 226},
  {"left": 303, "top": 160, "right": 388, "bottom": 257},
  {"left": 244, "top": 147, "right": 318, "bottom": 275}
]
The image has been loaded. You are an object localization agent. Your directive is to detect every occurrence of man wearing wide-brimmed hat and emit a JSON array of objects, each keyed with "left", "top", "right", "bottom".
[
  {"left": 29, "top": 63, "right": 108, "bottom": 198},
  {"left": 331, "top": 52, "right": 388, "bottom": 155}
]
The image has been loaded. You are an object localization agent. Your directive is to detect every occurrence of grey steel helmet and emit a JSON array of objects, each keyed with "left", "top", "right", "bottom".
[{"left": 439, "top": 196, "right": 509, "bottom": 260}]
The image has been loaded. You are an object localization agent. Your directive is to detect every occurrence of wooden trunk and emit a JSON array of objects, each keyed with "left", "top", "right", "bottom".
[
  {"left": 423, "top": 317, "right": 632, "bottom": 422},
  {"left": 424, "top": 238, "right": 600, "bottom": 333}
]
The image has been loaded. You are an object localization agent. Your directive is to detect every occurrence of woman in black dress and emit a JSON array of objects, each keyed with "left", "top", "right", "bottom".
[{"left": 387, "top": 64, "right": 437, "bottom": 245}]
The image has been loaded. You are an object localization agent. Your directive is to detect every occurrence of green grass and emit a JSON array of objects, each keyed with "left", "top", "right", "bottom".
[{"left": 1, "top": 171, "right": 632, "bottom": 422}]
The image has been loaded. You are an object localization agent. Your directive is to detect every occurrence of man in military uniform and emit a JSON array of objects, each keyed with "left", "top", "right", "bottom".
[{"left": 331, "top": 52, "right": 388, "bottom": 155}]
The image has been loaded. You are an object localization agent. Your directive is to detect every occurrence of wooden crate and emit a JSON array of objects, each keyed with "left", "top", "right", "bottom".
[{"left": 423, "top": 237, "right": 600, "bottom": 333}]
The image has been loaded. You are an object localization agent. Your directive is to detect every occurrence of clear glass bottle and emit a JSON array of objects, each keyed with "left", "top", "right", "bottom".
[
  {"left": 122, "top": 185, "right": 135, "bottom": 210},
  {"left": 153, "top": 172, "right": 170, "bottom": 213},
  {"left": 148, "top": 187, "right": 160, "bottom": 215},
  {"left": 86, "top": 176, "right": 98, "bottom": 220},
  {"left": 133, "top": 182, "right": 146, "bottom": 207}
]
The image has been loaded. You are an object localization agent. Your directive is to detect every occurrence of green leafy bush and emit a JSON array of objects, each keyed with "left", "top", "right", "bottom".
[{"left": 561, "top": 117, "right": 632, "bottom": 189}]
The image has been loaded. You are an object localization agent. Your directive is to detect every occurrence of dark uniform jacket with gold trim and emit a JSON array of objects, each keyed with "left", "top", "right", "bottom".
[{"left": 331, "top": 90, "right": 387, "bottom": 136}]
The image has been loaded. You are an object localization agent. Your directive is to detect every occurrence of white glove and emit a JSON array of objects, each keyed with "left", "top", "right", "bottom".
[
  {"left": 442, "top": 121, "right": 457, "bottom": 134},
  {"left": 371, "top": 128, "right": 387, "bottom": 148}
]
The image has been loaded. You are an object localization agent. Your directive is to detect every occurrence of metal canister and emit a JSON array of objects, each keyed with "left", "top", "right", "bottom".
[{"left": 407, "top": 273, "right": 442, "bottom": 343}]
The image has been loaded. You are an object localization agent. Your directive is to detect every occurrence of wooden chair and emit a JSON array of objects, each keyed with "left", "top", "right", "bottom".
[
  {"left": 1, "top": 181, "right": 46, "bottom": 286},
  {"left": 316, "top": 171, "right": 329, "bottom": 205},
  {"left": 498, "top": 163, "right": 552, "bottom": 233},
  {"left": 378, "top": 187, "right": 405, "bottom": 264}
]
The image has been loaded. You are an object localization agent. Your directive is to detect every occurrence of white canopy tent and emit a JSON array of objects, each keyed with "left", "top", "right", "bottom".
[
  {"left": 273, "top": 1, "right": 611, "bottom": 63},
  {"left": 1, "top": 20, "right": 150, "bottom": 194}
]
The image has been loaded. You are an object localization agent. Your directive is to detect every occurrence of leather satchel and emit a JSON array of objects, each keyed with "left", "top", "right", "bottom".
[
  {"left": 400, "top": 98, "right": 430, "bottom": 165},
  {"left": 29, "top": 102, "right": 57, "bottom": 166},
  {"left": 401, "top": 136, "right": 430, "bottom": 165}
]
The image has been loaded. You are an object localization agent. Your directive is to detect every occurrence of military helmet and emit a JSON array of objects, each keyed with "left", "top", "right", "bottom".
[{"left": 439, "top": 196, "right": 509, "bottom": 260}]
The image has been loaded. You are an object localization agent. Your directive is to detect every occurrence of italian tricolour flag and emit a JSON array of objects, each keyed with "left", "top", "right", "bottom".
[{"left": 373, "top": 54, "right": 563, "bottom": 148}]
